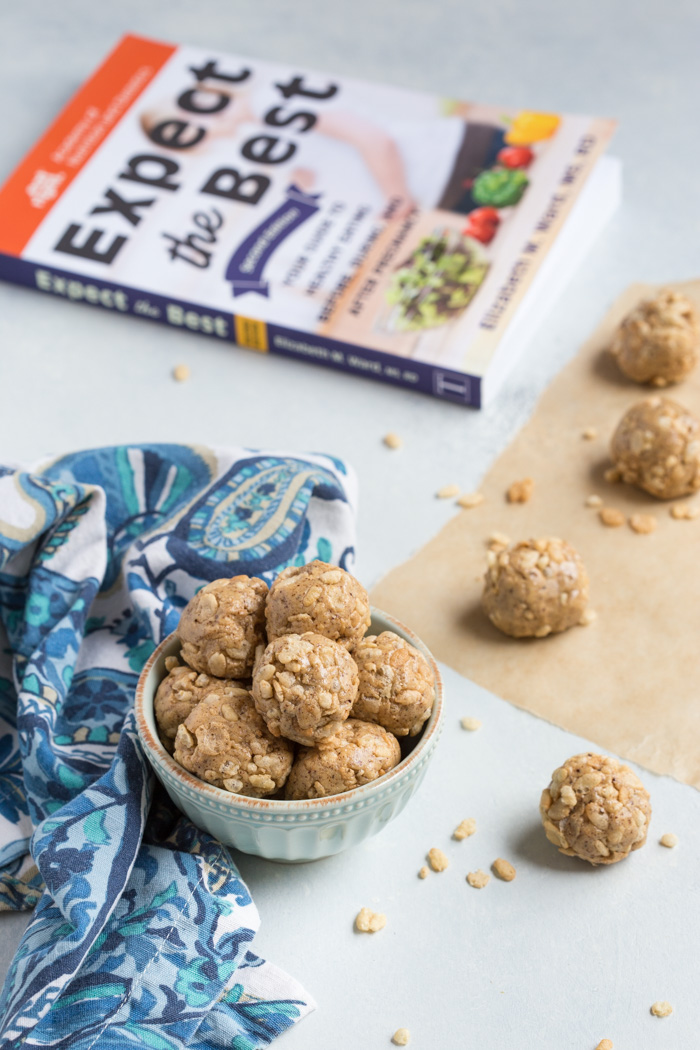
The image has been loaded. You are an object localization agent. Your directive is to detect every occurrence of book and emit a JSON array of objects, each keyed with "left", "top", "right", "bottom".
[{"left": 0, "top": 34, "right": 620, "bottom": 407}]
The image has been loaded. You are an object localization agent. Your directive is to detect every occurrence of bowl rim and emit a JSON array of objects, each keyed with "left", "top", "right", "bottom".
[{"left": 134, "top": 606, "right": 443, "bottom": 813}]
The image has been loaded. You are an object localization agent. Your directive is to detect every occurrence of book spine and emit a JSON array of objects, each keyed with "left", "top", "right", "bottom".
[{"left": 0, "top": 253, "right": 481, "bottom": 407}]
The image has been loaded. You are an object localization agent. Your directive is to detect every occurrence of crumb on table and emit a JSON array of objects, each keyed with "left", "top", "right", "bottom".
[
  {"left": 650, "top": 1001, "right": 673, "bottom": 1018},
  {"left": 457, "top": 491, "right": 485, "bottom": 509},
  {"left": 467, "top": 869, "right": 490, "bottom": 889},
  {"left": 582, "top": 427, "right": 598, "bottom": 440},
  {"left": 384, "top": 432, "right": 403, "bottom": 450},
  {"left": 392, "top": 1028, "right": 411, "bottom": 1046},
  {"left": 437, "top": 483, "right": 460, "bottom": 499},
  {"left": 453, "top": 818, "right": 476, "bottom": 841},
  {"left": 599, "top": 507, "right": 626, "bottom": 527},
  {"left": 172, "top": 364, "right": 190, "bottom": 382},
  {"left": 585, "top": 494, "right": 603, "bottom": 508},
  {"left": 492, "top": 857, "right": 516, "bottom": 882},
  {"left": 660, "top": 832, "right": 678, "bottom": 848},
  {"left": 418, "top": 865, "right": 429, "bottom": 879},
  {"left": 355, "top": 907, "right": 386, "bottom": 933},
  {"left": 629, "top": 513, "right": 657, "bottom": 534},
  {"left": 460, "top": 716, "right": 481, "bottom": 731},
  {"left": 596, "top": 1040, "right": 613, "bottom": 1050},
  {"left": 428, "top": 847, "right": 449, "bottom": 872}
]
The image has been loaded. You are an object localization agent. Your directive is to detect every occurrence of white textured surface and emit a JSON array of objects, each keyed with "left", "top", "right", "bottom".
[{"left": 1, "top": 0, "right": 699, "bottom": 1043}]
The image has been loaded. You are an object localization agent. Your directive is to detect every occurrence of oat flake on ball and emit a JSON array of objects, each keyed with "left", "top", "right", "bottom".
[
  {"left": 178, "top": 576, "right": 268, "bottom": 679},
  {"left": 173, "top": 687, "right": 293, "bottom": 797},
  {"left": 265, "top": 560, "right": 371, "bottom": 650},
  {"left": 540, "top": 752, "right": 651, "bottom": 865},
  {"left": 155, "top": 663, "right": 245, "bottom": 752},
  {"left": 284, "top": 718, "right": 401, "bottom": 799},
  {"left": 610, "top": 396, "right": 700, "bottom": 500},
  {"left": 252, "top": 632, "right": 359, "bottom": 746},
  {"left": 482, "top": 538, "right": 589, "bottom": 639},
  {"left": 352, "top": 631, "right": 435, "bottom": 737}
]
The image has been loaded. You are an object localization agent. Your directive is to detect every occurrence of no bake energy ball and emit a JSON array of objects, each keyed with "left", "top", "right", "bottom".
[
  {"left": 352, "top": 631, "right": 435, "bottom": 737},
  {"left": 540, "top": 752, "right": 651, "bottom": 865},
  {"left": 252, "top": 632, "right": 359, "bottom": 746},
  {"left": 610, "top": 396, "right": 700, "bottom": 499},
  {"left": 611, "top": 289, "right": 700, "bottom": 387},
  {"left": 173, "top": 687, "right": 293, "bottom": 797},
  {"left": 265, "top": 560, "right": 371, "bottom": 650},
  {"left": 178, "top": 576, "right": 268, "bottom": 679},
  {"left": 284, "top": 718, "right": 401, "bottom": 799},
  {"left": 482, "top": 538, "right": 589, "bottom": 639},
  {"left": 155, "top": 662, "right": 245, "bottom": 752}
]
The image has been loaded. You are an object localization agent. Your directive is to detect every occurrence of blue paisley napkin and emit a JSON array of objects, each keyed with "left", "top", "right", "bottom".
[{"left": 0, "top": 444, "right": 357, "bottom": 1048}]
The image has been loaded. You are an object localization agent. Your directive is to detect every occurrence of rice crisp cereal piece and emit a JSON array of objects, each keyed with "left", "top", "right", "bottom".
[
  {"left": 467, "top": 869, "right": 490, "bottom": 889},
  {"left": 596, "top": 1040, "right": 613, "bottom": 1050},
  {"left": 437, "top": 483, "right": 460, "bottom": 499},
  {"left": 660, "top": 832, "right": 678, "bottom": 848},
  {"left": 629, "top": 513, "right": 657, "bottom": 534},
  {"left": 492, "top": 858, "right": 516, "bottom": 881},
  {"left": 650, "top": 1001, "right": 673, "bottom": 1018},
  {"left": 670, "top": 502, "right": 700, "bottom": 519},
  {"left": 460, "top": 716, "right": 481, "bottom": 731},
  {"left": 599, "top": 507, "right": 626, "bottom": 527},
  {"left": 266, "top": 560, "right": 370, "bottom": 649},
  {"left": 453, "top": 818, "right": 476, "bottom": 841},
  {"left": 392, "top": 1029, "right": 411, "bottom": 1046},
  {"left": 172, "top": 363, "right": 190, "bottom": 382},
  {"left": 457, "top": 491, "right": 485, "bottom": 509},
  {"left": 252, "top": 632, "right": 358, "bottom": 746},
  {"left": 507, "top": 477, "right": 534, "bottom": 503},
  {"left": 428, "top": 847, "right": 449, "bottom": 872},
  {"left": 178, "top": 576, "right": 268, "bottom": 679},
  {"left": 355, "top": 907, "right": 386, "bottom": 933},
  {"left": 540, "top": 752, "right": 651, "bottom": 865},
  {"left": 384, "top": 432, "right": 403, "bottom": 449},
  {"left": 418, "top": 866, "right": 429, "bottom": 879}
]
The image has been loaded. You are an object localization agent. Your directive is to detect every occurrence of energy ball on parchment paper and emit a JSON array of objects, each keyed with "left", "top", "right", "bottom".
[
  {"left": 351, "top": 631, "right": 435, "bottom": 737},
  {"left": 155, "top": 662, "right": 245, "bottom": 752},
  {"left": 265, "top": 560, "right": 371, "bottom": 650},
  {"left": 610, "top": 396, "right": 700, "bottom": 500},
  {"left": 540, "top": 752, "right": 651, "bottom": 865},
  {"left": 611, "top": 289, "right": 700, "bottom": 387},
  {"left": 482, "top": 538, "right": 589, "bottom": 639},
  {"left": 173, "top": 687, "right": 293, "bottom": 797},
  {"left": 252, "top": 632, "right": 359, "bottom": 746},
  {"left": 284, "top": 718, "right": 401, "bottom": 800},
  {"left": 178, "top": 576, "right": 268, "bottom": 679}
]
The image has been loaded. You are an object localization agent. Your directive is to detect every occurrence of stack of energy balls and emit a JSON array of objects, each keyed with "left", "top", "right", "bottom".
[{"left": 154, "top": 561, "right": 435, "bottom": 801}]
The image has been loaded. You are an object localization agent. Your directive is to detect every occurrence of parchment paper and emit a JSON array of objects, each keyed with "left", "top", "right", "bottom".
[{"left": 372, "top": 281, "right": 700, "bottom": 788}]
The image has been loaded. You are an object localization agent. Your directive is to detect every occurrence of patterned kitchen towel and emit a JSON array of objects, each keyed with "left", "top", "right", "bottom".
[{"left": 0, "top": 444, "right": 358, "bottom": 1048}]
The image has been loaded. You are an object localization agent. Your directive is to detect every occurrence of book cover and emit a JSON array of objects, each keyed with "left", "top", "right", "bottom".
[{"left": 0, "top": 34, "right": 617, "bottom": 405}]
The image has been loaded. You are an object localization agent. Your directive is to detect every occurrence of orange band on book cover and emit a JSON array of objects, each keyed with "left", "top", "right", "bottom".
[{"left": 0, "top": 34, "right": 175, "bottom": 257}]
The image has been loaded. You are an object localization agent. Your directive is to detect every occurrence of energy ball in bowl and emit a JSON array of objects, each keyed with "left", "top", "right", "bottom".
[
  {"left": 540, "top": 752, "right": 651, "bottom": 865},
  {"left": 610, "top": 396, "right": 700, "bottom": 499},
  {"left": 252, "top": 632, "right": 359, "bottom": 746},
  {"left": 266, "top": 560, "right": 371, "bottom": 650},
  {"left": 178, "top": 576, "right": 268, "bottom": 678},
  {"left": 482, "top": 538, "right": 589, "bottom": 639},
  {"left": 173, "top": 687, "right": 293, "bottom": 797},
  {"left": 285, "top": 718, "right": 401, "bottom": 800},
  {"left": 611, "top": 289, "right": 699, "bottom": 387},
  {"left": 154, "top": 661, "right": 245, "bottom": 752},
  {"left": 352, "top": 631, "right": 435, "bottom": 737}
]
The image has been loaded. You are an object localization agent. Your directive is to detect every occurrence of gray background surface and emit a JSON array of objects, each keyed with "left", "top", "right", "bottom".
[{"left": 1, "top": 1, "right": 699, "bottom": 1046}]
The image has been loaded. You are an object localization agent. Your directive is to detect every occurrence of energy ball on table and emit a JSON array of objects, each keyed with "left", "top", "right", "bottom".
[
  {"left": 610, "top": 396, "right": 700, "bottom": 499},
  {"left": 284, "top": 718, "right": 401, "bottom": 799},
  {"left": 266, "top": 560, "right": 371, "bottom": 650},
  {"left": 611, "top": 289, "right": 699, "bottom": 386},
  {"left": 252, "top": 632, "right": 359, "bottom": 746},
  {"left": 155, "top": 662, "right": 244, "bottom": 752},
  {"left": 173, "top": 687, "right": 293, "bottom": 797},
  {"left": 540, "top": 752, "right": 651, "bottom": 865},
  {"left": 352, "top": 631, "right": 435, "bottom": 737},
  {"left": 178, "top": 576, "right": 268, "bottom": 679},
  {"left": 482, "top": 538, "right": 589, "bottom": 639}
]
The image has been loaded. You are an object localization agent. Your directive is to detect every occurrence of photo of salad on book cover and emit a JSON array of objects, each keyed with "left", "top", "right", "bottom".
[{"left": 0, "top": 35, "right": 617, "bottom": 403}]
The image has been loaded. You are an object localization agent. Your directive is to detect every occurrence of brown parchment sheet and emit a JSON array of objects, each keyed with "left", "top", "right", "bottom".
[{"left": 372, "top": 281, "right": 700, "bottom": 788}]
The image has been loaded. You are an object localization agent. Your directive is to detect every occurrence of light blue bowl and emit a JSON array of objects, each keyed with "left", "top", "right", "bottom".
[{"left": 135, "top": 609, "right": 443, "bottom": 862}]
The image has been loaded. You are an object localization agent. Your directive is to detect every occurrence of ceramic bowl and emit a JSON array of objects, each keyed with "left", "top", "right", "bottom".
[{"left": 134, "top": 608, "right": 443, "bottom": 862}]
